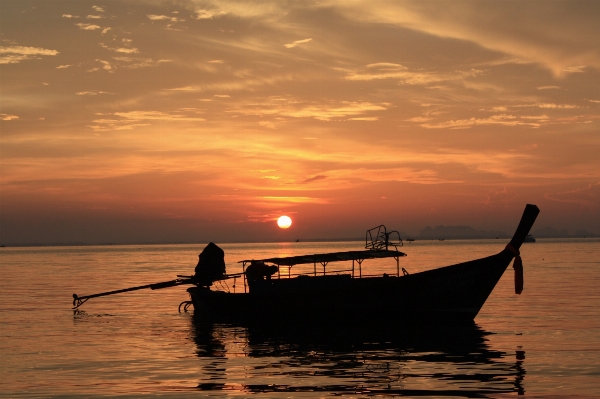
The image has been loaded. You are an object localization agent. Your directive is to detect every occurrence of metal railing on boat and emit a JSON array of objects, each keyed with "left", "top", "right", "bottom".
[{"left": 235, "top": 248, "right": 407, "bottom": 293}]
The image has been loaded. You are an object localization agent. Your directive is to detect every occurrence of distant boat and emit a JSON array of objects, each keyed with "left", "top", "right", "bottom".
[
  {"left": 523, "top": 234, "right": 536, "bottom": 243},
  {"left": 187, "top": 205, "right": 540, "bottom": 323},
  {"left": 406, "top": 238, "right": 415, "bottom": 242}
]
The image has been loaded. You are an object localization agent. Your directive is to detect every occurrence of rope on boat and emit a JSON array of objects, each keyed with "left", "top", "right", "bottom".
[
  {"left": 505, "top": 243, "right": 524, "bottom": 295},
  {"left": 178, "top": 300, "right": 193, "bottom": 312},
  {"left": 72, "top": 296, "right": 89, "bottom": 308}
]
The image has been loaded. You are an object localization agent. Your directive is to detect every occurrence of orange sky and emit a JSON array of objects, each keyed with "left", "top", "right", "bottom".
[{"left": 1, "top": 1, "right": 599, "bottom": 245}]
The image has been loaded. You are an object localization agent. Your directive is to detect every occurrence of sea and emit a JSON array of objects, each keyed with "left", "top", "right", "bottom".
[{"left": 1, "top": 238, "right": 599, "bottom": 398}]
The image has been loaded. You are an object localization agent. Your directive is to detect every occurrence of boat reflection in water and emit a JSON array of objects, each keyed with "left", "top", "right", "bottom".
[{"left": 190, "top": 317, "right": 526, "bottom": 397}]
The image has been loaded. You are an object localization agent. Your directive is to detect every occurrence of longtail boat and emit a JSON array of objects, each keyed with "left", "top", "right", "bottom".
[
  {"left": 73, "top": 204, "right": 539, "bottom": 324},
  {"left": 186, "top": 204, "right": 539, "bottom": 323}
]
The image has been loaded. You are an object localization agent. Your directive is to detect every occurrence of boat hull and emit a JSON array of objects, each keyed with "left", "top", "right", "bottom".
[{"left": 188, "top": 250, "right": 514, "bottom": 324}]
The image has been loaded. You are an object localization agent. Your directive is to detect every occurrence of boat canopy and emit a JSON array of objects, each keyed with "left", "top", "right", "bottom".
[{"left": 239, "top": 249, "right": 406, "bottom": 267}]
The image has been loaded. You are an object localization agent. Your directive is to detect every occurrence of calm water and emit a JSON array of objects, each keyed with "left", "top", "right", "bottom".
[{"left": 1, "top": 239, "right": 599, "bottom": 398}]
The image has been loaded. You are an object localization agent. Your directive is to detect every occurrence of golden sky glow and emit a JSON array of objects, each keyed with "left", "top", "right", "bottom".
[{"left": 1, "top": 0, "right": 599, "bottom": 244}]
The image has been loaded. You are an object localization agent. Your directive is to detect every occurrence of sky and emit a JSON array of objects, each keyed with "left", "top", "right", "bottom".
[{"left": 1, "top": 0, "right": 599, "bottom": 245}]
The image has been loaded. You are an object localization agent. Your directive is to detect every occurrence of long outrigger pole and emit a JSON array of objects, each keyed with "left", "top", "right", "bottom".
[
  {"left": 72, "top": 272, "right": 246, "bottom": 309},
  {"left": 72, "top": 277, "right": 195, "bottom": 309}
]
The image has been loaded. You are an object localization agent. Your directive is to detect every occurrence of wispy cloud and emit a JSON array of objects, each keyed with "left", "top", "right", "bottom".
[
  {"left": 345, "top": 63, "right": 482, "bottom": 85},
  {"left": 301, "top": 175, "right": 327, "bottom": 184},
  {"left": 536, "top": 103, "right": 579, "bottom": 109},
  {"left": 194, "top": 9, "right": 226, "bottom": 19},
  {"left": 545, "top": 181, "right": 600, "bottom": 208},
  {"left": 284, "top": 38, "right": 313, "bottom": 49},
  {"left": 0, "top": 46, "right": 59, "bottom": 64},
  {"left": 147, "top": 15, "right": 183, "bottom": 22},
  {"left": 76, "top": 91, "right": 113, "bottom": 95},
  {"left": 233, "top": 100, "right": 389, "bottom": 121},
  {"left": 420, "top": 114, "right": 546, "bottom": 129},
  {"left": 327, "top": 1, "right": 600, "bottom": 76},
  {"left": 259, "top": 120, "right": 276, "bottom": 129},
  {"left": 76, "top": 23, "right": 102, "bottom": 31},
  {"left": 259, "top": 196, "right": 329, "bottom": 204},
  {"left": 100, "top": 43, "right": 138, "bottom": 54},
  {"left": 112, "top": 57, "right": 171, "bottom": 69},
  {"left": 89, "top": 110, "right": 206, "bottom": 131},
  {"left": 1, "top": 114, "right": 19, "bottom": 121},
  {"left": 563, "top": 65, "right": 586, "bottom": 74}
]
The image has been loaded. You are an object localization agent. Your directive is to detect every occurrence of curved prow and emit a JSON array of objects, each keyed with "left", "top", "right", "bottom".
[{"left": 508, "top": 204, "right": 540, "bottom": 251}]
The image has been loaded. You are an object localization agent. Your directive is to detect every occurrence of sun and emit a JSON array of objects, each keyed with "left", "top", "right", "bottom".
[{"left": 277, "top": 215, "right": 292, "bottom": 229}]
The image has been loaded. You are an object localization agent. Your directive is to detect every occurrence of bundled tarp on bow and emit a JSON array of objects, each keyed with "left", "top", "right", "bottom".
[{"left": 194, "top": 242, "right": 226, "bottom": 286}]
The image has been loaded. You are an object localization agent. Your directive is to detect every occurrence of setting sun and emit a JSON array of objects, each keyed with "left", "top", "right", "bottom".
[{"left": 277, "top": 216, "right": 292, "bottom": 229}]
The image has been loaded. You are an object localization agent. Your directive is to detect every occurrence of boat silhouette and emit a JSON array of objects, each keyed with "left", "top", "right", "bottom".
[{"left": 187, "top": 204, "right": 539, "bottom": 323}]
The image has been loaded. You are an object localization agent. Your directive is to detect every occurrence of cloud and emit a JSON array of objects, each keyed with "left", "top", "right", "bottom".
[
  {"left": 259, "top": 196, "right": 329, "bottom": 204},
  {"left": 194, "top": 9, "right": 226, "bottom": 19},
  {"left": 92, "top": 6, "right": 104, "bottom": 13},
  {"left": 327, "top": 167, "right": 461, "bottom": 185},
  {"left": 76, "top": 23, "right": 101, "bottom": 31},
  {"left": 76, "top": 91, "right": 113, "bottom": 95},
  {"left": 112, "top": 57, "right": 171, "bottom": 69},
  {"left": 114, "top": 111, "right": 205, "bottom": 121},
  {"left": 89, "top": 110, "right": 206, "bottom": 131},
  {"left": 325, "top": 1, "right": 600, "bottom": 76},
  {"left": 284, "top": 38, "right": 313, "bottom": 49},
  {"left": 259, "top": 120, "right": 276, "bottom": 129},
  {"left": 346, "top": 63, "right": 482, "bottom": 85},
  {"left": 536, "top": 103, "right": 579, "bottom": 109},
  {"left": 0, "top": 46, "right": 59, "bottom": 64},
  {"left": 56, "top": 64, "right": 71, "bottom": 69},
  {"left": 538, "top": 86, "right": 560, "bottom": 90},
  {"left": 1, "top": 114, "right": 19, "bottom": 121},
  {"left": 563, "top": 65, "right": 586, "bottom": 74},
  {"left": 420, "top": 114, "right": 545, "bottom": 129},
  {"left": 404, "top": 116, "right": 431, "bottom": 123},
  {"left": 62, "top": 14, "right": 79, "bottom": 18},
  {"left": 301, "top": 175, "right": 327, "bottom": 184},
  {"left": 147, "top": 15, "right": 183, "bottom": 22},
  {"left": 86, "top": 15, "right": 103, "bottom": 19},
  {"left": 483, "top": 187, "right": 518, "bottom": 206},
  {"left": 348, "top": 117, "right": 379, "bottom": 121},
  {"left": 114, "top": 47, "right": 139, "bottom": 54},
  {"left": 545, "top": 181, "right": 600, "bottom": 208},
  {"left": 233, "top": 100, "right": 389, "bottom": 121},
  {"left": 97, "top": 59, "right": 113, "bottom": 72},
  {"left": 100, "top": 43, "right": 139, "bottom": 54}
]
